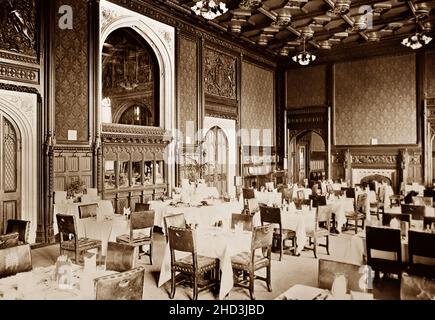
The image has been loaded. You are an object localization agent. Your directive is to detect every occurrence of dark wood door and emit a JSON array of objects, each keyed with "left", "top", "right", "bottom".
[{"left": 0, "top": 113, "right": 21, "bottom": 234}]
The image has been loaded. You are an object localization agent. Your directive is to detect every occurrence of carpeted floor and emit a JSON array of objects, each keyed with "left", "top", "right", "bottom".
[{"left": 30, "top": 227, "right": 400, "bottom": 300}]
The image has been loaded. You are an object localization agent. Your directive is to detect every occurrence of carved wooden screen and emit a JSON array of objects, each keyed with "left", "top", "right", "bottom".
[
  {"left": 203, "top": 126, "right": 228, "bottom": 195},
  {"left": 0, "top": 113, "right": 21, "bottom": 233}
]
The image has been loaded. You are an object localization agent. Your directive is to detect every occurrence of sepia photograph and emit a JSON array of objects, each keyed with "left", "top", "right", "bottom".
[{"left": 0, "top": 0, "right": 434, "bottom": 308}]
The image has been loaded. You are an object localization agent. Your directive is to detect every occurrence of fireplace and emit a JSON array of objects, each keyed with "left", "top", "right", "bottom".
[{"left": 352, "top": 168, "right": 397, "bottom": 190}]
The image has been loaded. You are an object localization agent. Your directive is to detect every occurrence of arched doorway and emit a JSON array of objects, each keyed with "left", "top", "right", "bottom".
[
  {"left": 203, "top": 126, "right": 229, "bottom": 195},
  {"left": 0, "top": 112, "right": 21, "bottom": 233},
  {"left": 289, "top": 130, "right": 326, "bottom": 187}
]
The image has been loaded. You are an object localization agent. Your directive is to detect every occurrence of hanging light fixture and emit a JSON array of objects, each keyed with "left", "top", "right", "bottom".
[
  {"left": 191, "top": 0, "right": 228, "bottom": 20},
  {"left": 292, "top": 39, "right": 316, "bottom": 66},
  {"left": 401, "top": 33, "right": 432, "bottom": 50}
]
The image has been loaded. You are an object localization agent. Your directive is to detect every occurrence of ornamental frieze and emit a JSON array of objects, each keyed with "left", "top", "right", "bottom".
[{"left": 352, "top": 155, "right": 398, "bottom": 165}]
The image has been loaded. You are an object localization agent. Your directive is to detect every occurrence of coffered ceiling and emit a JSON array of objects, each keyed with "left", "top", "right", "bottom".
[{"left": 161, "top": 0, "right": 435, "bottom": 60}]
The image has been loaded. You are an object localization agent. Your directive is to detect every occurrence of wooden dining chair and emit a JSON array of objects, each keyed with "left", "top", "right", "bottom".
[
  {"left": 247, "top": 198, "right": 259, "bottom": 215},
  {"left": 400, "top": 272, "right": 435, "bottom": 300},
  {"left": 382, "top": 213, "right": 412, "bottom": 227},
  {"left": 0, "top": 232, "right": 19, "bottom": 249},
  {"left": 309, "top": 195, "right": 327, "bottom": 208},
  {"left": 231, "top": 214, "right": 254, "bottom": 231},
  {"left": 370, "top": 186, "right": 386, "bottom": 221},
  {"left": 167, "top": 226, "right": 220, "bottom": 300},
  {"left": 6, "top": 219, "right": 30, "bottom": 245},
  {"left": 231, "top": 225, "right": 273, "bottom": 300},
  {"left": 366, "top": 226, "right": 404, "bottom": 280},
  {"left": 243, "top": 188, "right": 256, "bottom": 212},
  {"left": 345, "top": 193, "right": 367, "bottom": 234},
  {"left": 0, "top": 244, "right": 32, "bottom": 279},
  {"left": 134, "top": 203, "right": 150, "bottom": 212},
  {"left": 407, "top": 230, "right": 435, "bottom": 279},
  {"left": 401, "top": 204, "right": 426, "bottom": 221},
  {"left": 116, "top": 211, "right": 155, "bottom": 265},
  {"left": 106, "top": 242, "right": 137, "bottom": 272},
  {"left": 78, "top": 203, "right": 98, "bottom": 219},
  {"left": 342, "top": 187, "right": 356, "bottom": 200},
  {"left": 95, "top": 266, "right": 145, "bottom": 300},
  {"left": 164, "top": 213, "right": 186, "bottom": 242},
  {"left": 56, "top": 214, "right": 102, "bottom": 265},
  {"left": 260, "top": 205, "right": 296, "bottom": 260},
  {"left": 307, "top": 205, "right": 332, "bottom": 258},
  {"left": 296, "top": 190, "right": 305, "bottom": 200},
  {"left": 281, "top": 187, "right": 293, "bottom": 203},
  {"left": 318, "top": 259, "right": 364, "bottom": 293}
]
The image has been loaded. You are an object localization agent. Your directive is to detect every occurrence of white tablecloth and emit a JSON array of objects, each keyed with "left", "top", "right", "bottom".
[
  {"left": 254, "top": 191, "right": 282, "bottom": 206},
  {"left": 150, "top": 200, "right": 243, "bottom": 233},
  {"left": 158, "top": 227, "right": 251, "bottom": 300},
  {"left": 405, "top": 184, "right": 425, "bottom": 196}
]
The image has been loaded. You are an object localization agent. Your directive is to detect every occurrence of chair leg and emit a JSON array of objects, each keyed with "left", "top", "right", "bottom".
[
  {"left": 313, "top": 237, "right": 318, "bottom": 259},
  {"left": 354, "top": 219, "right": 358, "bottom": 234},
  {"left": 149, "top": 243, "right": 153, "bottom": 265},
  {"left": 326, "top": 236, "right": 330, "bottom": 255},
  {"left": 279, "top": 238, "right": 283, "bottom": 261},
  {"left": 266, "top": 265, "right": 272, "bottom": 292},
  {"left": 249, "top": 270, "right": 255, "bottom": 300},
  {"left": 170, "top": 271, "right": 176, "bottom": 299},
  {"left": 193, "top": 275, "right": 198, "bottom": 300}
]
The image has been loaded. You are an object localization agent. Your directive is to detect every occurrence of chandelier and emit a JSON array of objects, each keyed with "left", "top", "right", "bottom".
[
  {"left": 292, "top": 40, "right": 316, "bottom": 66},
  {"left": 401, "top": 33, "right": 432, "bottom": 50},
  {"left": 192, "top": 0, "right": 228, "bottom": 20}
]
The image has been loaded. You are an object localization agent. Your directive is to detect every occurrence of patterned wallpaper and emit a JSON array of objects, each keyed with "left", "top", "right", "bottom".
[
  {"left": 335, "top": 54, "right": 417, "bottom": 145},
  {"left": 427, "top": 50, "right": 435, "bottom": 98},
  {"left": 286, "top": 65, "right": 327, "bottom": 108},
  {"left": 54, "top": 0, "right": 89, "bottom": 142},
  {"left": 178, "top": 36, "right": 197, "bottom": 140},
  {"left": 241, "top": 61, "right": 274, "bottom": 146}
]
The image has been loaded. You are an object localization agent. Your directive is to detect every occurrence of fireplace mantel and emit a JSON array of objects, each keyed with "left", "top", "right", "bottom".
[{"left": 352, "top": 168, "right": 397, "bottom": 189}]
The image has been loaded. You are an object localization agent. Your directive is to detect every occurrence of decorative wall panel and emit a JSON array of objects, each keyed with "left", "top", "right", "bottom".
[
  {"left": 0, "top": 0, "right": 38, "bottom": 59},
  {"left": 241, "top": 61, "right": 274, "bottom": 146},
  {"left": 427, "top": 50, "right": 435, "bottom": 98},
  {"left": 286, "top": 65, "right": 327, "bottom": 108},
  {"left": 54, "top": 0, "right": 89, "bottom": 142},
  {"left": 335, "top": 54, "right": 417, "bottom": 145},
  {"left": 178, "top": 36, "right": 197, "bottom": 138},
  {"left": 204, "top": 47, "right": 237, "bottom": 100},
  {"left": 53, "top": 150, "right": 93, "bottom": 192}
]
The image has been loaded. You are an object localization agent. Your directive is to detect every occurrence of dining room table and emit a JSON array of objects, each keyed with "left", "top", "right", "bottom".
[
  {"left": 0, "top": 264, "right": 117, "bottom": 300},
  {"left": 275, "top": 284, "right": 373, "bottom": 300},
  {"left": 158, "top": 226, "right": 252, "bottom": 300}
]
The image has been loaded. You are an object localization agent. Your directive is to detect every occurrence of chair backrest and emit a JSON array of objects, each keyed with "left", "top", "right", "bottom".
[
  {"left": 356, "top": 193, "right": 367, "bottom": 213},
  {"left": 366, "top": 226, "right": 401, "bottom": 263},
  {"left": 265, "top": 182, "right": 274, "bottom": 192},
  {"left": 296, "top": 190, "right": 305, "bottom": 200},
  {"left": 78, "top": 204, "right": 98, "bottom": 219},
  {"left": 130, "top": 211, "right": 155, "bottom": 231},
  {"left": 281, "top": 187, "right": 293, "bottom": 202},
  {"left": 382, "top": 213, "right": 412, "bottom": 227},
  {"left": 56, "top": 214, "right": 77, "bottom": 238},
  {"left": 423, "top": 216, "right": 435, "bottom": 230},
  {"left": 243, "top": 188, "right": 255, "bottom": 200},
  {"left": 318, "top": 259, "right": 363, "bottom": 293},
  {"left": 6, "top": 219, "right": 30, "bottom": 244},
  {"left": 231, "top": 214, "right": 254, "bottom": 231},
  {"left": 95, "top": 266, "right": 145, "bottom": 300},
  {"left": 106, "top": 242, "right": 137, "bottom": 272},
  {"left": 423, "top": 189, "right": 435, "bottom": 202},
  {"left": 401, "top": 204, "right": 426, "bottom": 221},
  {"left": 310, "top": 195, "right": 327, "bottom": 208},
  {"left": 316, "top": 205, "right": 332, "bottom": 231},
  {"left": 259, "top": 205, "right": 281, "bottom": 229},
  {"left": 378, "top": 186, "right": 386, "bottom": 202},
  {"left": 412, "top": 196, "right": 433, "bottom": 207},
  {"left": 251, "top": 225, "right": 273, "bottom": 252},
  {"left": 0, "top": 232, "right": 19, "bottom": 249},
  {"left": 0, "top": 244, "right": 32, "bottom": 279},
  {"left": 247, "top": 198, "right": 259, "bottom": 214},
  {"left": 408, "top": 230, "right": 435, "bottom": 264},
  {"left": 164, "top": 213, "right": 186, "bottom": 240},
  {"left": 342, "top": 187, "right": 356, "bottom": 199},
  {"left": 134, "top": 203, "right": 150, "bottom": 212},
  {"left": 168, "top": 226, "right": 196, "bottom": 254},
  {"left": 400, "top": 272, "right": 435, "bottom": 300}
]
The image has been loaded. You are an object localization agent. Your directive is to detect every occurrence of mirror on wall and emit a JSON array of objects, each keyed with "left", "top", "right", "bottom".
[{"left": 102, "top": 27, "right": 159, "bottom": 127}]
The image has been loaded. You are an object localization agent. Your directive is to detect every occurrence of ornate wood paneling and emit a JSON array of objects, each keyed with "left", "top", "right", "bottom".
[
  {"left": 0, "top": 0, "right": 38, "bottom": 61},
  {"left": 426, "top": 50, "right": 435, "bottom": 98},
  {"left": 241, "top": 61, "right": 275, "bottom": 146},
  {"left": 54, "top": 0, "right": 89, "bottom": 142},
  {"left": 335, "top": 53, "right": 417, "bottom": 145},
  {"left": 0, "top": 62, "right": 39, "bottom": 84},
  {"left": 286, "top": 65, "right": 327, "bottom": 109},
  {"left": 178, "top": 35, "right": 198, "bottom": 138}
]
